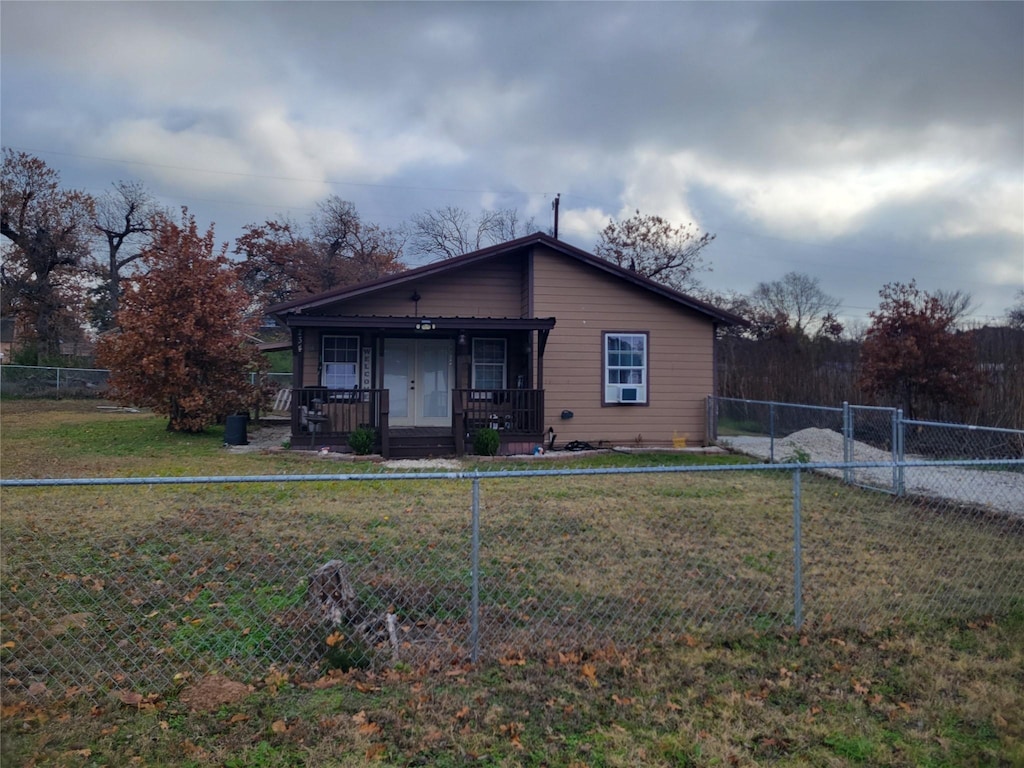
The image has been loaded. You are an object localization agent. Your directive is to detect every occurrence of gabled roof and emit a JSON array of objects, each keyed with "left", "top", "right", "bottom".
[{"left": 267, "top": 232, "right": 743, "bottom": 326}]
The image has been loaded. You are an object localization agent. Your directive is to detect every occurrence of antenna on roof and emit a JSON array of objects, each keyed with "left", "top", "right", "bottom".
[{"left": 551, "top": 193, "right": 560, "bottom": 240}]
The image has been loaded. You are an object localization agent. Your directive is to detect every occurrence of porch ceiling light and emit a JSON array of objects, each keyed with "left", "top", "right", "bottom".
[{"left": 415, "top": 318, "right": 435, "bottom": 331}]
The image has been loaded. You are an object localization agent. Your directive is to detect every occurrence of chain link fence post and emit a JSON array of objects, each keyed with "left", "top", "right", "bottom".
[
  {"left": 842, "top": 401, "right": 852, "bottom": 485},
  {"left": 793, "top": 469, "right": 803, "bottom": 631},
  {"left": 470, "top": 476, "right": 481, "bottom": 664},
  {"left": 895, "top": 408, "right": 905, "bottom": 496}
]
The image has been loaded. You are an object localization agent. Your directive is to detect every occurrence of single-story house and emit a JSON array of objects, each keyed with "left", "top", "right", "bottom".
[{"left": 267, "top": 232, "right": 742, "bottom": 457}]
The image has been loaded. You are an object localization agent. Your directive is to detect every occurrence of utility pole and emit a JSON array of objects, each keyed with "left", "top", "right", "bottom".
[{"left": 551, "top": 193, "right": 560, "bottom": 240}]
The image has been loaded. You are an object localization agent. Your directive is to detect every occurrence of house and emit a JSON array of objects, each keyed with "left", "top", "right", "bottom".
[{"left": 267, "top": 232, "right": 742, "bottom": 457}]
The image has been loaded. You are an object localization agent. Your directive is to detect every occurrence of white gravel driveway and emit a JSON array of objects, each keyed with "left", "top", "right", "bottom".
[{"left": 719, "top": 428, "right": 1023, "bottom": 517}]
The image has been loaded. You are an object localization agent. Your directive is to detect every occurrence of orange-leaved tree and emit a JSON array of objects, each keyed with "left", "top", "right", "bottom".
[
  {"left": 859, "top": 280, "right": 981, "bottom": 420},
  {"left": 97, "top": 209, "right": 266, "bottom": 432}
]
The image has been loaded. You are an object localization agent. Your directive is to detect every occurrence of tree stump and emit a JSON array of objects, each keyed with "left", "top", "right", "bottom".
[{"left": 308, "top": 560, "right": 359, "bottom": 626}]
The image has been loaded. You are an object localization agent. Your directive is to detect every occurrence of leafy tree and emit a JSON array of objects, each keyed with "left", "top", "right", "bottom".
[
  {"left": 97, "top": 209, "right": 265, "bottom": 432},
  {"left": 89, "top": 180, "right": 162, "bottom": 331},
  {"left": 409, "top": 206, "right": 538, "bottom": 261},
  {"left": 750, "top": 271, "right": 842, "bottom": 338},
  {"left": 593, "top": 210, "right": 714, "bottom": 293},
  {"left": 236, "top": 195, "right": 405, "bottom": 310},
  {"left": 859, "top": 280, "right": 982, "bottom": 420},
  {"left": 1, "top": 149, "right": 94, "bottom": 358}
]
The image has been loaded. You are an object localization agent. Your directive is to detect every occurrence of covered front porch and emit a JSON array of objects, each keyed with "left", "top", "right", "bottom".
[
  {"left": 288, "top": 386, "right": 546, "bottom": 458},
  {"left": 281, "top": 316, "right": 555, "bottom": 458}
]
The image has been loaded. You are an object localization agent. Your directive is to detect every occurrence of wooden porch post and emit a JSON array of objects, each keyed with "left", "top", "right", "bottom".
[{"left": 379, "top": 390, "right": 390, "bottom": 459}]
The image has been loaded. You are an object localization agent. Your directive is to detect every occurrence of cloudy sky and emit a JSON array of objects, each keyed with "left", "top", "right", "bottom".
[{"left": 2, "top": 1, "right": 1021, "bottom": 328}]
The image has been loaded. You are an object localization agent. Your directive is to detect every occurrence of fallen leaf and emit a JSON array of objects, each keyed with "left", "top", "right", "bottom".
[
  {"left": 271, "top": 719, "right": 288, "bottom": 733},
  {"left": 228, "top": 713, "right": 250, "bottom": 724},
  {"left": 326, "top": 631, "right": 345, "bottom": 648},
  {"left": 116, "top": 690, "right": 144, "bottom": 707},
  {"left": 581, "top": 664, "right": 599, "bottom": 687},
  {"left": 365, "top": 743, "right": 387, "bottom": 760},
  {"left": 358, "top": 721, "right": 382, "bottom": 736}
]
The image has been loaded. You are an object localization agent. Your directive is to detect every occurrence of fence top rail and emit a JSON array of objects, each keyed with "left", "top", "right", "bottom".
[
  {"left": 3, "top": 458, "right": 1021, "bottom": 488},
  {"left": 903, "top": 418, "right": 1024, "bottom": 436},
  {"left": 713, "top": 396, "right": 843, "bottom": 413},
  {"left": 849, "top": 404, "right": 898, "bottom": 413},
  {"left": 0, "top": 364, "right": 111, "bottom": 375}
]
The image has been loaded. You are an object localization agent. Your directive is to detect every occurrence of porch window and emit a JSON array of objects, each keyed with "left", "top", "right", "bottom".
[
  {"left": 472, "top": 338, "right": 506, "bottom": 389},
  {"left": 322, "top": 335, "right": 359, "bottom": 389},
  {"left": 604, "top": 332, "right": 647, "bottom": 404}
]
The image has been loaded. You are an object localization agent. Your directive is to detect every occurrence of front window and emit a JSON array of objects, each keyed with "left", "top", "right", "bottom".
[
  {"left": 323, "top": 336, "right": 359, "bottom": 389},
  {"left": 472, "top": 338, "right": 506, "bottom": 389},
  {"left": 604, "top": 332, "right": 647, "bottom": 404}
]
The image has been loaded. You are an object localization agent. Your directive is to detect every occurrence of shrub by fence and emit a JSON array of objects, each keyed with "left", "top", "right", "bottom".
[{"left": 2, "top": 461, "right": 1021, "bottom": 700}]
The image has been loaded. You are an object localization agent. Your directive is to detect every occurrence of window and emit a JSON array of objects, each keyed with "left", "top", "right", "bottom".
[
  {"left": 322, "top": 336, "right": 359, "bottom": 389},
  {"left": 604, "top": 332, "right": 647, "bottom": 404},
  {"left": 472, "top": 338, "right": 506, "bottom": 389}
]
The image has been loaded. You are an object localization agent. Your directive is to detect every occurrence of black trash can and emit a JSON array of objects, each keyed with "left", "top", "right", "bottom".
[{"left": 224, "top": 414, "right": 248, "bottom": 445}]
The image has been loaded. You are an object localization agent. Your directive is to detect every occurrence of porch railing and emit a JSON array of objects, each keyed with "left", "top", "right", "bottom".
[
  {"left": 290, "top": 388, "right": 389, "bottom": 455},
  {"left": 454, "top": 388, "right": 545, "bottom": 441}
]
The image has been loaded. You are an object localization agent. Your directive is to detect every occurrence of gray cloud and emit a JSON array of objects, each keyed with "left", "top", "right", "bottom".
[{"left": 2, "top": 1, "right": 1021, "bottom": 324}]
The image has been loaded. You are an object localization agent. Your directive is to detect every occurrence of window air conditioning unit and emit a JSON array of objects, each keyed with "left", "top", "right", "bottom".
[{"left": 618, "top": 386, "right": 640, "bottom": 403}]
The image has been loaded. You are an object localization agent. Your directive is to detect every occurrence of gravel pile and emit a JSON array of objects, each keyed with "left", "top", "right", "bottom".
[{"left": 719, "top": 428, "right": 1023, "bottom": 517}]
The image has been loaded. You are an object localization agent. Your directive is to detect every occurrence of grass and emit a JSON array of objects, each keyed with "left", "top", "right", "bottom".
[{"left": 2, "top": 400, "right": 1023, "bottom": 766}]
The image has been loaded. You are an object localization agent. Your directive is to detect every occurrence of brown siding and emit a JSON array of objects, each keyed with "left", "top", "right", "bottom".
[
  {"left": 319, "top": 255, "right": 527, "bottom": 318},
  {"left": 532, "top": 245, "right": 714, "bottom": 447}
]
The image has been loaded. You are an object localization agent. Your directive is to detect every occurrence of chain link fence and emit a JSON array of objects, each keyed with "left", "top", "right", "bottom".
[
  {"left": 712, "top": 396, "right": 1024, "bottom": 495},
  {"left": 0, "top": 365, "right": 291, "bottom": 399},
  {"left": 2, "top": 462, "right": 1022, "bottom": 700},
  {"left": 0, "top": 365, "right": 111, "bottom": 398}
]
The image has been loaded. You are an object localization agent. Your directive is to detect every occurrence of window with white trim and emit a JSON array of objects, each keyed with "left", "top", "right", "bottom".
[
  {"left": 322, "top": 336, "right": 359, "bottom": 389},
  {"left": 604, "top": 332, "right": 647, "bottom": 404},
  {"left": 472, "top": 338, "right": 506, "bottom": 390}
]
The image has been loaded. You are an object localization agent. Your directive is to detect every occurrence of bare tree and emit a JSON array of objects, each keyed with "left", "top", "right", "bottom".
[
  {"left": 750, "top": 272, "right": 841, "bottom": 338},
  {"left": 1008, "top": 290, "right": 1024, "bottom": 331},
  {"left": 90, "top": 180, "right": 162, "bottom": 331},
  {"left": 409, "top": 206, "right": 537, "bottom": 261},
  {"left": 593, "top": 210, "right": 714, "bottom": 293},
  {"left": 932, "top": 288, "right": 976, "bottom": 326}
]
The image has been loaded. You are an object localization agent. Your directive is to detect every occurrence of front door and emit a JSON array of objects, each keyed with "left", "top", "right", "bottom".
[{"left": 383, "top": 339, "right": 454, "bottom": 427}]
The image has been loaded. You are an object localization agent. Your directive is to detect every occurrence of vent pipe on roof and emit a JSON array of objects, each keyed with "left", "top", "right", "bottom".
[{"left": 551, "top": 193, "right": 560, "bottom": 240}]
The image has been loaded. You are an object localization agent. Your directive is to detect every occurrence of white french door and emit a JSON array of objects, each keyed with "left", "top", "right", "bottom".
[{"left": 383, "top": 339, "right": 454, "bottom": 427}]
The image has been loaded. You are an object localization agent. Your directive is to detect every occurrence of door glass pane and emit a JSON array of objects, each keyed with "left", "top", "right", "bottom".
[
  {"left": 420, "top": 342, "right": 450, "bottom": 419},
  {"left": 383, "top": 341, "right": 410, "bottom": 419}
]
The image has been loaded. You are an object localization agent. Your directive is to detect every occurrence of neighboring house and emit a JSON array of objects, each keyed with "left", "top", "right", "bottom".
[{"left": 267, "top": 232, "right": 742, "bottom": 457}]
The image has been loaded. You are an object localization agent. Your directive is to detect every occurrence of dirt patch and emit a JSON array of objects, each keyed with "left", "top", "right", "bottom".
[{"left": 179, "top": 675, "right": 253, "bottom": 712}]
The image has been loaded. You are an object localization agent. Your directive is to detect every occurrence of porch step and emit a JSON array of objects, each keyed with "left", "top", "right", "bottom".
[{"left": 387, "top": 433, "right": 457, "bottom": 459}]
